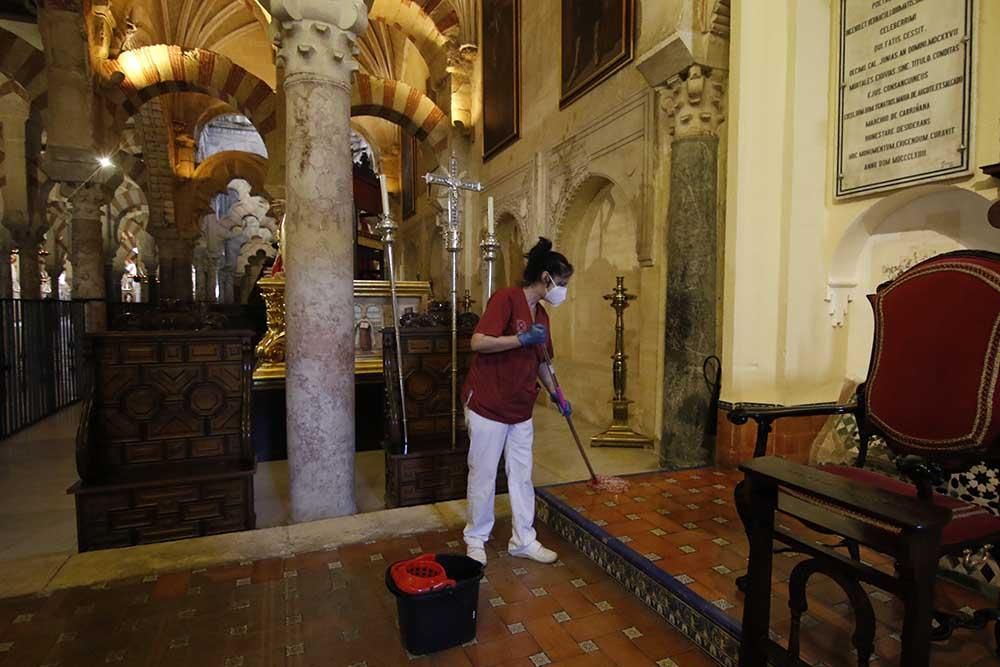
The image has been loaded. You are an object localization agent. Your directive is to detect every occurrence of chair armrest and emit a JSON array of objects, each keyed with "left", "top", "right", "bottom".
[
  {"left": 896, "top": 455, "right": 946, "bottom": 500},
  {"left": 728, "top": 401, "right": 858, "bottom": 425},
  {"left": 728, "top": 402, "right": 858, "bottom": 458},
  {"left": 741, "top": 456, "right": 951, "bottom": 533}
]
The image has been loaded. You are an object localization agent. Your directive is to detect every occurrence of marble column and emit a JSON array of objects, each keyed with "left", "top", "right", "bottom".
[
  {"left": 0, "top": 92, "right": 37, "bottom": 299},
  {"left": 272, "top": 0, "right": 368, "bottom": 521},
  {"left": 157, "top": 237, "right": 196, "bottom": 302},
  {"left": 193, "top": 248, "right": 208, "bottom": 302},
  {"left": 70, "top": 185, "right": 107, "bottom": 331},
  {"left": 659, "top": 66, "right": 727, "bottom": 469},
  {"left": 218, "top": 267, "right": 235, "bottom": 305},
  {"left": 0, "top": 92, "right": 32, "bottom": 215},
  {"left": 144, "top": 260, "right": 159, "bottom": 304},
  {"left": 5, "top": 214, "right": 44, "bottom": 300},
  {"left": 18, "top": 249, "right": 42, "bottom": 300},
  {"left": 47, "top": 264, "right": 64, "bottom": 299},
  {"left": 103, "top": 261, "right": 121, "bottom": 303}
]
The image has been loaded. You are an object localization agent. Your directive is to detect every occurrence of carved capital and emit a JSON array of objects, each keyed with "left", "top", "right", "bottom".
[
  {"left": 70, "top": 184, "right": 106, "bottom": 222},
  {"left": 89, "top": 0, "right": 116, "bottom": 61},
  {"left": 447, "top": 44, "right": 477, "bottom": 73},
  {"left": 3, "top": 211, "right": 48, "bottom": 249},
  {"left": 662, "top": 65, "right": 726, "bottom": 139},
  {"left": 270, "top": 0, "right": 369, "bottom": 84},
  {"left": 0, "top": 92, "right": 31, "bottom": 125},
  {"left": 43, "top": 146, "right": 106, "bottom": 183}
]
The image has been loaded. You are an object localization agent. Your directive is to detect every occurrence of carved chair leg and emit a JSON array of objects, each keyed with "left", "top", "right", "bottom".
[
  {"left": 898, "top": 543, "right": 939, "bottom": 666},
  {"left": 736, "top": 418, "right": 776, "bottom": 595},
  {"left": 735, "top": 478, "right": 753, "bottom": 593},
  {"left": 787, "top": 558, "right": 876, "bottom": 667},
  {"left": 929, "top": 607, "right": 1000, "bottom": 655},
  {"left": 994, "top": 613, "right": 1000, "bottom": 657},
  {"left": 786, "top": 567, "right": 808, "bottom": 665}
]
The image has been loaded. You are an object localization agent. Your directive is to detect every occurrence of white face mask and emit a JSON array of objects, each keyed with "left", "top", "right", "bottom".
[{"left": 543, "top": 275, "right": 568, "bottom": 307}]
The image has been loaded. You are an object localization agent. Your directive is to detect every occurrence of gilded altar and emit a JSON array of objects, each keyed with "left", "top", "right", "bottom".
[{"left": 253, "top": 276, "right": 433, "bottom": 381}]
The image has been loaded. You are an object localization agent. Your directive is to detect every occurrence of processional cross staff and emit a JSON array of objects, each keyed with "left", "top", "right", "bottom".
[{"left": 425, "top": 155, "right": 484, "bottom": 449}]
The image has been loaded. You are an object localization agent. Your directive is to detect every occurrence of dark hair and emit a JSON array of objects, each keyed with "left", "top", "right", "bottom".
[{"left": 522, "top": 237, "right": 574, "bottom": 286}]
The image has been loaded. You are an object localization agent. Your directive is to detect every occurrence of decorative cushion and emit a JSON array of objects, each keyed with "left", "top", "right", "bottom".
[
  {"left": 866, "top": 253, "right": 1000, "bottom": 457},
  {"left": 820, "top": 465, "right": 1000, "bottom": 547}
]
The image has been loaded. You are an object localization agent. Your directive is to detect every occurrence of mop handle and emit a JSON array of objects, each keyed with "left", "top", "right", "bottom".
[{"left": 540, "top": 345, "right": 599, "bottom": 482}]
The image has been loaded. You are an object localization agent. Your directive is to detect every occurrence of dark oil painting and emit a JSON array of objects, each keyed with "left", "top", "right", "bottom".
[
  {"left": 482, "top": 0, "right": 520, "bottom": 161},
  {"left": 560, "top": 0, "right": 635, "bottom": 108}
]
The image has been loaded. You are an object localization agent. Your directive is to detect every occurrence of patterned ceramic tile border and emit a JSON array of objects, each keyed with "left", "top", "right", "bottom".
[{"left": 536, "top": 486, "right": 742, "bottom": 667}]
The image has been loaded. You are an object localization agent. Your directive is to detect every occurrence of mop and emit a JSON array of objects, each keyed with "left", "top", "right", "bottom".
[{"left": 541, "top": 346, "right": 629, "bottom": 494}]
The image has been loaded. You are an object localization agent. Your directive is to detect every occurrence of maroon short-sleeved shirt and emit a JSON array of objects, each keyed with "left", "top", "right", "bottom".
[{"left": 462, "top": 287, "right": 554, "bottom": 424}]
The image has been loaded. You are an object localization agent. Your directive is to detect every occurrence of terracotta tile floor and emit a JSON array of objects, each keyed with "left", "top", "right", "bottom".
[
  {"left": 547, "top": 467, "right": 1000, "bottom": 667},
  {"left": 0, "top": 519, "right": 709, "bottom": 667}
]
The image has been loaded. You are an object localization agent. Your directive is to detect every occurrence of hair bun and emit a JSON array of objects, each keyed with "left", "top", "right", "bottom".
[
  {"left": 528, "top": 237, "right": 553, "bottom": 259},
  {"left": 521, "top": 236, "right": 573, "bottom": 286}
]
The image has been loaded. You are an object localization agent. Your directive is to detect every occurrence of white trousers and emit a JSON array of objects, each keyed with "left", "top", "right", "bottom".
[{"left": 463, "top": 408, "right": 539, "bottom": 555}]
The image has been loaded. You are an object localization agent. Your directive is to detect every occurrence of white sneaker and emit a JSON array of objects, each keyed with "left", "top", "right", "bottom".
[
  {"left": 510, "top": 542, "right": 558, "bottom": 564},
  {"left": 467, "top": 547, "right": 487, "bottom": 565}
]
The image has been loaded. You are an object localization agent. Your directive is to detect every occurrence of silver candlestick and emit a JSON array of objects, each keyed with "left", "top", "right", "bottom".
[
  {"left": 375, "top": 210, "right": 410, "bottom": 455},
  {"left": 480, "top": 230, "right": 499, "bottom": 306}
]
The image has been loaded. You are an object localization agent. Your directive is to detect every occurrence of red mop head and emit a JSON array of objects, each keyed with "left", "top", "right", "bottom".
[{"left": 588, "top": 475, "right": 630, "bottom": 494}]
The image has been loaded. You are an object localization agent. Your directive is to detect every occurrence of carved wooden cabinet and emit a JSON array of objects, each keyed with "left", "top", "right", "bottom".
[
  {"left": 383, "top": 323, "right": 507, "bottom": 508},
  {"left": 70, "top": 331, "right": 256, "bottom": 552},
  {"left": 383, "top": 325, "right": 473, "bottom": 452}
]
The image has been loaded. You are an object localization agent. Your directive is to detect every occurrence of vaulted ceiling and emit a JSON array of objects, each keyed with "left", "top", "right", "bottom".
[{"left": 111, "top": 0, "right": 274, "bottom": 87}]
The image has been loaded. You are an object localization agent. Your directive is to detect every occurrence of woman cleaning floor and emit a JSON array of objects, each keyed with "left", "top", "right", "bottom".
[{"left": 462, "top": 237, "right": 574, "bottom": 566}]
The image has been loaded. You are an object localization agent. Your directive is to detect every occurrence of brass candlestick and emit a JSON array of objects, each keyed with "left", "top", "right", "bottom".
[{"left": 591, "top": 276, "right": 653, "bottom": 448}]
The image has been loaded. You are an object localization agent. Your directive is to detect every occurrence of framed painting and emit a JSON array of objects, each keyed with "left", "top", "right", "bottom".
[
  {"left": 560, "top": 0, "right": 635, "bottom": 109},
  {"left": 353, "top": 281, "right": 432, "bottom": 375},
  {"left": 482, "top": 0, "right": 520, "bottom": 161},
  {"left": 401, "top": 132, "right": 418, "bottom": 219}
]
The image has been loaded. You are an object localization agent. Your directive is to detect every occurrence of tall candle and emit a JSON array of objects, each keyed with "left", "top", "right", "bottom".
[
  {"left": 378, "top": 174, "right": 390, "bottom": 215},
  {"left": 487, "top": 196, "right": 495, "bottom": 236}
]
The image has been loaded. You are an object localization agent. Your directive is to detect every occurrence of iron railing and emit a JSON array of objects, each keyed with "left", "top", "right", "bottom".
[{"left": 0, "top": 299, "right": 86, "bottom": 439}]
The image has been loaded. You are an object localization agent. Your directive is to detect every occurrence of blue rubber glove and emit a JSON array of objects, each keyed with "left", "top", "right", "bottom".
[
  {"left": 517, "top": 323, "right": 547, "bottom": 347},
  {"left": 550, "top": 388, "right": 572, "bottom": 417}
]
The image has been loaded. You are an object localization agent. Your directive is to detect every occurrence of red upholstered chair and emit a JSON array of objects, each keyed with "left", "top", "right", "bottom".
[{"left": 730, "top": 250, "right": 1000, "bottom": 659}]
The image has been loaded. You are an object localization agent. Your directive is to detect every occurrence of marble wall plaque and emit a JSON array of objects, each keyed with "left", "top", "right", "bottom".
[{"left": 836, "top": 0, "right": 974, "bottom": 197}]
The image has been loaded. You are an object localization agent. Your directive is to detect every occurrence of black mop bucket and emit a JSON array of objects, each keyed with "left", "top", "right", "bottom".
[{"left": 385, "top": 553, "right": 485, "bottom": 655}]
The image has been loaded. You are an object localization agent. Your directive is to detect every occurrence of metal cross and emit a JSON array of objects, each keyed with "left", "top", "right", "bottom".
[
  {"left": 424, "top": 154, "right": 484, "bottom": 250},
  {"left": 423, "top": 155, "right": 483, "bottom": 449}
]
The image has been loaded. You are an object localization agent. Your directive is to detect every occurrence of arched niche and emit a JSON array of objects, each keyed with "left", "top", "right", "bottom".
[
  {"left": 549, "top": 174, "right": 643, "bottom": 427},
  {"left": 350, "top": 124, "right": 382, "bottom": 174},
  {"left": 492, "top": 212, "right": 525, "bottom": 292},
  {"left": 832, "top": 186, "right": 998, "bottom": 380},
  {"left": 352, "top": 74, "right": 451, "bottom": 160},
  {"left": 196, "top": 113, "right": 268, "bottom": 163}
]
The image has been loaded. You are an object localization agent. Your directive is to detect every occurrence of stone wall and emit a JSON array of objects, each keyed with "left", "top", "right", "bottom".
[
  {"left": 415, "top": 0, "right": 694, "bottom": 448},
  {"left": 722, "top": 0, "right": 1000, "bottom": 407}
]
